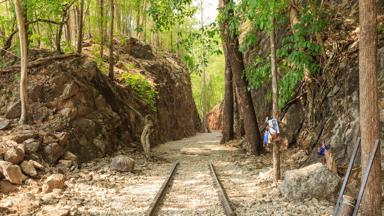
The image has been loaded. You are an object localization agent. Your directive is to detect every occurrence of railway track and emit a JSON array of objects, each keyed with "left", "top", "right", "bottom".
[{"left": 145, "top": 161, "right": 236, "bottom": 216}]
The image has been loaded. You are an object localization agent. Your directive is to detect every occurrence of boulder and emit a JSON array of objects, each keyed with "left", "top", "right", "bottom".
[
  {"left": 62, "top": 151, "right": 77, "bottom": 161},
  {"left": 37, "top": 206, "right": 69, "bottom": 216},
  {"left": 30, "top": 160, "right": 44, "bottom": 170},
  {"left": 5, "top": 101, "right": 21, "bottom": 119},
  {"left": 0, "top": 161, "right": 27, "bottom": 185},
  {"left": 23, "top": 138, "right": 41, "bottom": 154},
  {"left": 20, "top": 160, "right": 38, "bottom": 177},
  {"left": 43, "top": 174, "right": 65, "bottom": 193},
  {"left": 44, "top": 143, "right": 64, "bottom": 163},
  {"left": 110, "top": 155, "right": 135, "bottom": 172},
  {"left": 0, "top": 180, "right": 19, "bottom": 193},
  {"left": 280, "top": 163, "right": 340, "bottom": 200},
  {"left": 0, "top": 119, "right": 10, "bottom": 130},
  {"left": 56, "top": 160, "right": 73, "bottom": 173},
  {"left": 9, "top": 130, "right": 37, "bottom": 143},
  {"left": 4, "top": 146, "right": 25, "bottom": 164}
]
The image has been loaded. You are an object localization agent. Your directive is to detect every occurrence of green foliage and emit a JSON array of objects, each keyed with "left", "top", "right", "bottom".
[
  {"left": 276, "top": 7, "right": 326, "bottom": 107},
  {"left": 147, "top": 0, "right": 195, "bottom": 32},
  {"left": 244, "top": 56, "right": 271, "bottom": 90},
  {"left": 239, "top": 31, "right": 258, "bottom": 53},
  {"left": 191, "top": 54, "right": 225, "bottom": 115},
  {"left": 278, "top": 68, "right": 303, "bottom": 108},
  {"left": 217, "top": 0, "right": 240, "bottom": 38},
  {"left": 119, "top": 72, "right": 158, "bottom": 111},
  {"left": 239, "top": 0, "right": 326, "bottom": 110}
]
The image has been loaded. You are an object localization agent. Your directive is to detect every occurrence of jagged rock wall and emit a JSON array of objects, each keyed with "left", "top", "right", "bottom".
[
  {"left": 241, "top": 1, "right": 384, "bottom": 167},
  {"left": 0, "top": 40, "right": 201, "bottom": 162},
  {"left": 207, "top": 103, "right": 223, "bottom": 131},
  {"left": 115, "top": 38, "right": 201, "bottom": 143}
]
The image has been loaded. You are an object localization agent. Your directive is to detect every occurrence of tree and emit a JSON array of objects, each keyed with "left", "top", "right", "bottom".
[
  {"left": 200, "top": 0, "right": 208, "bottom": 133},
  {"left": 14, "top": 0, "right": 28, "bottom": 124},
  {"left": 270, "top": 18, "right": 280, "bottom": 183},
  {"left": 219, "top": 0, "right": 263, "bottom": 155},
  {"left": 108, "top": 0, "right": 115, "bottom": 79},
  {"left": 221, "top": 43, "right": 234, "bottom": 144},
  {"left": 77, "top": 0, "right": 84, "bottom": 54},
  {"left": 359, "top": 0, "right": 381, "bottom": 215},
  {"left": 99, "top": 0, "right": 105, "bottom": 57}
]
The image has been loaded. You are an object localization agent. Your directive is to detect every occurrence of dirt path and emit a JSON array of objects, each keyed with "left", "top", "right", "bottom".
[{"left": 0, "top": 132, "right": 334, "bottom": 216}]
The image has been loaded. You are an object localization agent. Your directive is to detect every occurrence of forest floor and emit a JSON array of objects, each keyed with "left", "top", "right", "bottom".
[{"left": 0, "top": 132, "right": 334, "bottom": 216}]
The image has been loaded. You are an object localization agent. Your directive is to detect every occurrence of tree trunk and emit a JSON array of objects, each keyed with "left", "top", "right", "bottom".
[
  {"left": 142, "top": 0, "right": 147, "bottom": 43},
  {"left": 136, "top": 1, "right": 141, "bottom": 39},
  {"left": 200, "top": 0, "right": 208, "bottom": 133},
  {"left": 14, "top": 0, "right": 28, "bottom": 124},
  {"left": 221, "top": 43, "right": 234, "bottom": 143},
  {"left": 359, "top": 0, "right": 381, "bottom": 215},
  {"left": 77, "top": 0, "right": 84, "bottom": 54},
  {"left": 99, "top": 0, "right": 104, "bottom": 58},
  {"left": 219, "top": 0, "right": 263, "bottom": 155},
  {"left": 270, "top": 15, "right": 281, "bottom": 182},
  {"left": 233, "top": 85, "right": 244, "bottom": 138},
  {"left": 108, "top": 0, "right": 115, "bottom": 79}
]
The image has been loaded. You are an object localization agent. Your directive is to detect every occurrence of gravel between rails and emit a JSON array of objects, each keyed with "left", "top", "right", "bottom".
[{"left": 0, "top": 132, "right": 334, "bottom": 216}]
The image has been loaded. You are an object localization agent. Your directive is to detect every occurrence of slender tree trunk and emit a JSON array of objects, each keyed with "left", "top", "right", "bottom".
[
  {"left": 14, "top": 0, "right": 28, "bottom": 124},
  {"left": 200, "top": 0, "right": 208, "bottom": 133},
  {"left": 99, "top": 0, "right": 104, "bottom": 58},
  {"left": 56, "top": 4, "right": 72, "bottom": 54},
  {"left": 108, "top": 0, "right": 115, "bottom": 79},
  {"left": 86, "top": 0, "right": 91, "bottom": 38},
  {"left": 142, "top": 0, "right": 147, "bottom": 43},
  {"left": 359, "top": 0, "right": 381, "bottom": 215},
  {"left": 77, "top": 0, "right": 84, "bottom": 54},
  {"left": 219, "top": 0, "right": 263, "bottom": 155},
  {"left": 136, "top": 1, "right": 141, "bottom": 39},
  {"left": 221, "top": 44, "right": 234, "bottom": 143},
  {"left": 270, "top": 15, "right": 281, "bottom": 182}
]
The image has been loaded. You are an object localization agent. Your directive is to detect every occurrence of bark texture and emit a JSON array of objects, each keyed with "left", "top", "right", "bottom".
[
  {"left": 219, "top": 0, "right": 263, "bottom": 155},
  {"left": 221, "top": 45, "right": 234, "bottom": 144},
  {"left": 358, "top": 0, "right": 381, "bottom": 215},
  {"left": 14, "top": 0, "right": 28, "bottom": 124},
  {"left": 108, "top": 0, "right": 115, "bottom": 79},
  {"left": 77, "top": 0, "right": 84, "bottom": 54},
  {"left": 270, "top": 17, "right": 280, "bottom": 182},
  {"left": 99, "top": 0, "right": 104, "bottom": 57}
]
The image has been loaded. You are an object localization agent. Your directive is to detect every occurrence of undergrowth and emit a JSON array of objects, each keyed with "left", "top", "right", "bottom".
[{"left": 119, "top": 72, "right": 158, "bottom": 111}]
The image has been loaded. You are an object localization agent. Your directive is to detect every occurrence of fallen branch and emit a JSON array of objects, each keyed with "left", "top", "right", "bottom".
[{"left": 0, "top": 54, "right": 81, "bottom": 73}]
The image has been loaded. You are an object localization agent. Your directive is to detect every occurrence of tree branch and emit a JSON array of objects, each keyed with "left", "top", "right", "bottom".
[{"left": 0, "top": 54, "right": 80, "bottom": 73}]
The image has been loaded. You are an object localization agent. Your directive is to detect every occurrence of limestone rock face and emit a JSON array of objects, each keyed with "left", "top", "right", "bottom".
[
  {"left": 0, "top": 42, "right": 200, "bottom": 163},
  {"left": 110, "top": 155, "right": 135, "bottom": 172},
  {"left": 207, "top": 103, "right": 223, "bottom": 131},
  {"left": 0, "top": 161, "right": 27, "bottom": 185},
  {"left": 43, "top": 174, "right": 65, "bottom": 193},
  {"left": 280, "top": 163, "right": 340, "bottom": 200}
]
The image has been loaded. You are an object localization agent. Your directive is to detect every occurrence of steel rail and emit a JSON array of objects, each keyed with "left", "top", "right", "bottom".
[
  {"left": 145, "top": 161, "right": 179, "bottom": 216},
  {"left": 208, "top": 161, "right": 236, "bottom": 216}
]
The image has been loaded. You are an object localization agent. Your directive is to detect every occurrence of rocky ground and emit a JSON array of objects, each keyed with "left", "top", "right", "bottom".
[{"left": 0, "top": 132, "right": 336, "bottom": 216}]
